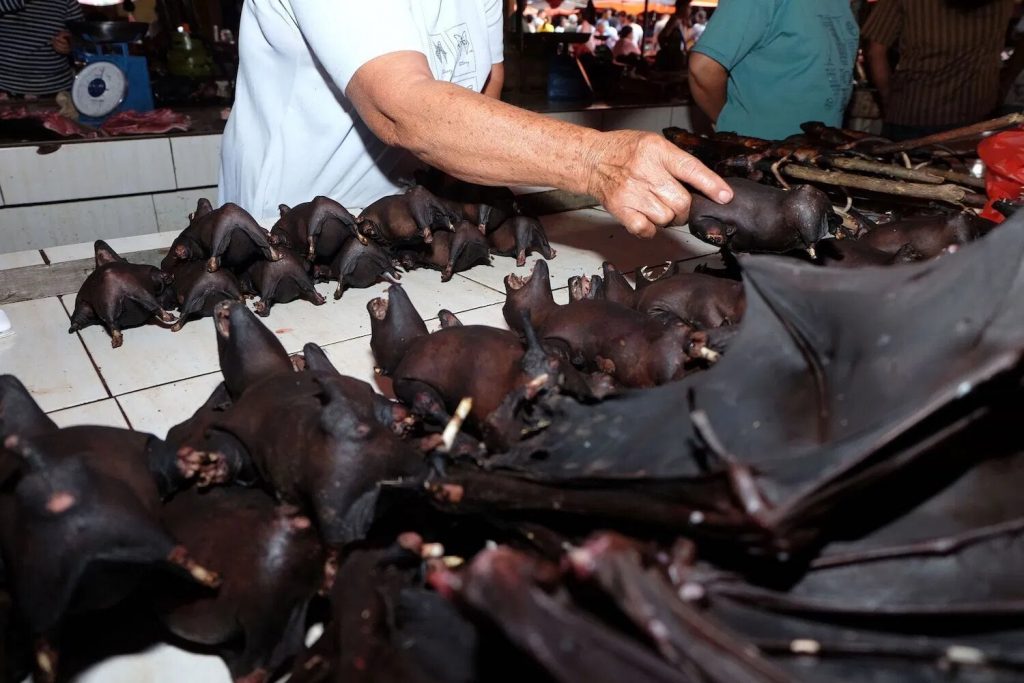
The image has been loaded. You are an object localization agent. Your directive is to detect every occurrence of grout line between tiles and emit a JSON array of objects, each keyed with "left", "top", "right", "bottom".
[
  {"left": 114, "top": 369, "right": 222, "bottom": 399},
  {"left": 45, "top": 396, "right": 110, "bottom": 415},
  {"left": 452, "top": 272, "right": 506, "bottom": 295},
  {"left": 113, "top": 396, "right": 134, "bottom": 429},
  {"left": 58, "top": 293, "right": 114, "bottom": 401},
  {"left": 72, "top": 331, "right": 114, "bottom": 399}
]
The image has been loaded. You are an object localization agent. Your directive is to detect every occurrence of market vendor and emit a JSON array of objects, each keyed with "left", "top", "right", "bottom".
[
  {"left": 863, "top": 0, "right": 1017, "bottom": 142},
  {"left": 0, "top": 0, "right": 83, "bottom": 96},
  {"left": 217, "top": 0, "right": 733, "bottom": 239},
  {"left": 687, "top": 0, "right": 859, "bottom": 140}
]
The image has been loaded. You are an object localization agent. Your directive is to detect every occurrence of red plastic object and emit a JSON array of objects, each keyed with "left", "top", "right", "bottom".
[{"left": 979, "top": 129, "right": 1024, "bottom": 223}]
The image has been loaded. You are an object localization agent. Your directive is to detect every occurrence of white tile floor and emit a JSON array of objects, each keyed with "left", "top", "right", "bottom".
[
  {"left": 1, "top": 208, "right": 720, "bottom": 429},
  {"left": 0, "top": 208, "right": 720, "bottom": 683}
]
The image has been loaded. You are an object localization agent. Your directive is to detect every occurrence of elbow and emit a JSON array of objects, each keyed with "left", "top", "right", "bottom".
[
  {"left": 346, "top": 55, "right": 437, "bottom": 153},
  {"left": 865, "top": 42, "right": 888, "bottom": 65}
]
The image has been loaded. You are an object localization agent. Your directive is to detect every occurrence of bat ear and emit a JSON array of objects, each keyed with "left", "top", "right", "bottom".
[
  {"left": 194, "top": 197, "right": 214, "bottom": 218},
  {"left": 93, "top": 240, "right": 125, "bottom": 267}
]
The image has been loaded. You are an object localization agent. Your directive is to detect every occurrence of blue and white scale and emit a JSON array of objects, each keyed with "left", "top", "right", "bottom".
[{"left": 70, "top": 24, "right": 154, "bottom": 125}]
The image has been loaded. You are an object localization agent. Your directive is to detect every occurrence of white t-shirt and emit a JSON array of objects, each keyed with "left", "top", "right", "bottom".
[
  {"left": 627, "top": 23, "right": 643, "bottom": 48},
  {"left": 218, "top": 0, "right": 504, "bottom": 222}
]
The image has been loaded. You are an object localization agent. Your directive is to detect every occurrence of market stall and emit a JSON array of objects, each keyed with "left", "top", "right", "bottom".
[{"left": 2, "top": 1, "right": 1024, "bottom": 682}]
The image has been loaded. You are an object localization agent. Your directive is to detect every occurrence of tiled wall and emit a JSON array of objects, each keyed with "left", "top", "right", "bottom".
[
  {"left": 0, "top": 105, "right": 695, "bottom": 254},
  {"left": 0, "top": 134, "right": 221, "bottom": 253}
]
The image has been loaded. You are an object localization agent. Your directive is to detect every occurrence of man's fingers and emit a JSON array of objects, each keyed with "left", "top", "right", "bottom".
[
  {"left": 665, "top": 146, "right": 733, "bottom": 204},
  {"left": 616, "top": 207, "right": 657, "bottom": 239},
  {"left": 635, "top": 193, "right": 676, "bottom": 228},
  {"left": 652, "top": 182, "right": 693, "bottom": 226}
]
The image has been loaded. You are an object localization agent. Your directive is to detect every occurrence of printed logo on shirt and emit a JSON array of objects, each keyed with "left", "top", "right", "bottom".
[
  {"left": 428, "top": 22, "right": 477, "bottom": 89},
  {"left": 818, "top": 13, "right": 855, "bottom": 115}
]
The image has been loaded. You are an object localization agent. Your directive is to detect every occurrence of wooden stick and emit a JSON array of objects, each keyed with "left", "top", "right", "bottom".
[
  {"left": 870, "top": 113, "right": 1024, "bottom": 155},
  {"left": 923, "top": 167, "right": 987, "bottom": 190},
  {"left": 780, "top": 164, "right": 984, "bottom": 206},
  {"left": 831, "top": 157, "right": 944, "bottom": 184}
]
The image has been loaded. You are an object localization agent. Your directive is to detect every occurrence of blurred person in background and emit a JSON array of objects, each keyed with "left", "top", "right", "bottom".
[
  {"left": 864, "top": 0, "right": 1017, "bottom": 140},
  {"left": 689, "top": 8, "right": 708, "bottom": 45},
  {"left": 613, "top": 24, "right": 643, "bottom": 64},
  {"left": 622, "top": 13, "right": 644, "bottom": 49},
  {"left": 0, "top": 0, "right": 83, "bottom": 96},
  {"left": 689, "top": 0, "right": 859, "bottom": 139},
  {"left": 654, "top": 0, "right": 690, "bottom": 71}
]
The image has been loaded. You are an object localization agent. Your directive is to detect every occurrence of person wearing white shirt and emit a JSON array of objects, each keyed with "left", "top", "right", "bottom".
[
  {"left": 623, "top": 15, "right": 643, "bottom": 49},
  {"left": 218, "top": 0, "right": 733, "bottom": 237}
]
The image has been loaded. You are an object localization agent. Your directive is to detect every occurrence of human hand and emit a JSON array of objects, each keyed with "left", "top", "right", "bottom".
[
  {"left": 584, "top": 130, "right": 733, "bottom": 238},
  {"left": 52, "top": 30, "right": 72, "bottom": 55}
]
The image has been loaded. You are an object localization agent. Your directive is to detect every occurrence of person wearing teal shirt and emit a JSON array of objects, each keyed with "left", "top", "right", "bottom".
[{"left": 688, "top": 0, "right": 859, "bottom": 140}]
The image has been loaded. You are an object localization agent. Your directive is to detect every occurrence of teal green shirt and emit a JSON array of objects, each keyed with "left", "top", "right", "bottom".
[{"left": 692, "top": 0, "right": 859, "bottom": 140}]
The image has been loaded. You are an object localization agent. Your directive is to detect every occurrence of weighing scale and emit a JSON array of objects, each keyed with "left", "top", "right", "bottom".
[{"left": 68, "top": 21, "right": 153, "bottom": 126}]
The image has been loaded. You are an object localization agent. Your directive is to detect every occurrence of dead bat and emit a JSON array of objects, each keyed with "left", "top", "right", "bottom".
[
  {"left": 162, "top": 259, "right": 245, "bottom": 331},
  {"left": 200, "top": 302, "right": 427, "bottom": 545},
  {"left": 68, "top": 240, "right": 177, "bottom": 348},
  {"left": 161, "top": 199, "right": 281, "bottom": 273},
  {"left": 0, "top": 433, "right": 219, "bottom": 682},
  {"left": 159, "top": 486, "right": 324, "bottom": 681},
  {"left": 357, "top": 186, "right": 460, "bottom": 246},
  {"left": 271, "top": 196, "right": 361, "bottom": 263},
  {"left": 243, "top": 247, "right": 326, "bottom": 316},
  {"left": 398, "top": 220, "right": 492, "bottom": 282},
  {"left": 413, "top": 211, "right": 1024, "bottom": 558}
]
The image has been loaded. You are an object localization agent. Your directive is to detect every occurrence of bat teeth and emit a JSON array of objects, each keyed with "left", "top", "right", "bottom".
[
  {"left": 189, "top": 563, "right": 220, "bottom": 586},
  {"left": 36, "top": 650, "right": 55, "bottom": 677},
  {"left": 45, "top": 491, "right": 76, "bottom": 514}
]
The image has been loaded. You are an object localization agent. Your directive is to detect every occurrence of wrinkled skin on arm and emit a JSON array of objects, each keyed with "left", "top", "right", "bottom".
[{"left": 345, "top": 50, "right": 732, "bottom": 238}]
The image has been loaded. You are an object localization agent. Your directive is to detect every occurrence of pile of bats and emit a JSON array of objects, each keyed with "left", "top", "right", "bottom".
[
  {"left": 66, "top": 172, "right": 555, "bottom": 347},
  {"left": 6, "top": 175, "right": 1024, "bottom": 681},
  {"left": 665, "top": 114, "right": 1024, "bottom": 214}
]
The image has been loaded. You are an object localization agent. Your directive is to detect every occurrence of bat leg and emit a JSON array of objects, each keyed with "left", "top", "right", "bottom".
[{"left": 296, "top": 277, "right": 326, "bottom": 306}]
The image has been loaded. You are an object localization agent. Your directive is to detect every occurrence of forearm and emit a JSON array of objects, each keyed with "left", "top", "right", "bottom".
[
  {"left": 866, "top": 42, "right": 892, "bottom": 106},
  {"left": 350, "top": 58, "right": 602, "bottom": 194},
  {"left": 688, "top": 53, "right": 728, "bottom": 124},
  {"left": 483, "top": 62, "right": 504, "bottom": 99}
]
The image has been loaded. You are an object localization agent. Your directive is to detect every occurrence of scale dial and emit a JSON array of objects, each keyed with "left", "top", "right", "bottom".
[{"left": 72, "top": 61, "right": 127, "bottom": 118}]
